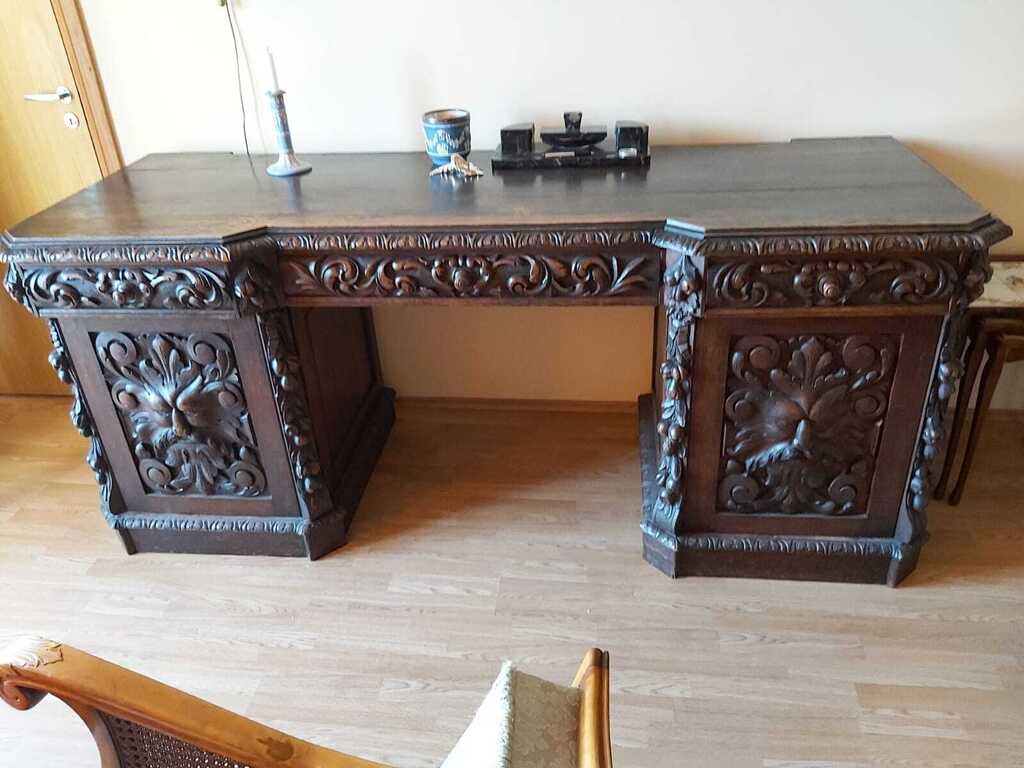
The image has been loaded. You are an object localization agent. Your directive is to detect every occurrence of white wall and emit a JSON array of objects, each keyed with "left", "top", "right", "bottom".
[{"left": 80, "top": 0, "right": 1024, "bottom": 406}]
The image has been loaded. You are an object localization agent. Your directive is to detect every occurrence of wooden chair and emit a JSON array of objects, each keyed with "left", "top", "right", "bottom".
[
  {"left": 935, "top": 261, "right": 1024, "bottom": 505},
  {"left": 1, "top": 637, "right": 612, "bottom": 768}
]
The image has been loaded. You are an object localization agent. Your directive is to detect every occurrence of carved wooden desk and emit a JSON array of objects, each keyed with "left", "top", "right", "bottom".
[{"left": 1, "top": 138, "right": 1010, "bottom": 584}]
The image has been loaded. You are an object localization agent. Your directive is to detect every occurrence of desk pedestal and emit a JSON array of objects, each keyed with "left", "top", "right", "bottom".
[{"left": 638, "top": 226, "right": 1001, "bottom": 584}]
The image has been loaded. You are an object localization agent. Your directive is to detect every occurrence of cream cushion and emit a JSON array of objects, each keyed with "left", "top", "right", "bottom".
[
  {"left": 441, "top": 661, "right": 580, "bottom": 768},
  {"left": 975, "top": 261, "right": 1024, "bottom": 308}
]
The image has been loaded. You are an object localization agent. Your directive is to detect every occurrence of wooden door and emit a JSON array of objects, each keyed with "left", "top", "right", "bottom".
[{"left": 0, "top": 0, "right": 111, "bottom": 394}]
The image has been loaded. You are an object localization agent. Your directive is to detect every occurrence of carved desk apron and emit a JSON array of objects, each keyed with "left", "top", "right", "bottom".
[{"left": 0, "top": 140, "right": 1011, "bottom": 583}]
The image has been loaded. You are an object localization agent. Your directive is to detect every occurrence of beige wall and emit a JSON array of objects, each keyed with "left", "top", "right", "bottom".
[
  {"left": 373, "top": 305, "right": 653, "bottom": 400},
  {"left": 79, "top": 0, "right": 1024, "bottom": 405}
]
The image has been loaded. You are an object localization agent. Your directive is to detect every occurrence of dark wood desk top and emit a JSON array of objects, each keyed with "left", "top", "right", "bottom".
[{"left": 4, "top": 137, "right": 998, "bottom": 247}]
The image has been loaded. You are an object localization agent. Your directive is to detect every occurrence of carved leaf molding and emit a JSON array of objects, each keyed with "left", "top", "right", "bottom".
[
  {"left": 0, "top": 242, "right": 231, "bottom": 265},
  {"left": 100, "top": 508, "right": 347, "bottom": 536},
  {"left": 274, "top": 226, "right": 656, "bottom": 253},
  {"left": 679, "top": 533, "right": 907, "bottom": 559},
  {"left": 717, "top": 334, "right": 898, "bottom": 516},
  {"left": 281, "top": 252, "right": 654, "bottom": 299},
  {"left": 94, "top": 332, "right": 267, "bottom": 497},
  {"left": 694, "top": 225, "right": 1011, "bottom": 258}
]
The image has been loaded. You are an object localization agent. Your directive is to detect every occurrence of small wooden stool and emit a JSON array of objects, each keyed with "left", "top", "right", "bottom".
[{"left": 935, "top": 262, "right": 1024, "bottom": 505}]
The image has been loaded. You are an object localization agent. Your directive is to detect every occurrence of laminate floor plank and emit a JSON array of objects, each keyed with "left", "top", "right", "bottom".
[{"left": 0, "top": 396, "right": 1022, "bottom": 767}]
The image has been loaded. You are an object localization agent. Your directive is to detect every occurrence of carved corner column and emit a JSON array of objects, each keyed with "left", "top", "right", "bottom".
[
  {"left": 46, "top": 319, "right": 127, "bottom": 535},
  {"left": 641, "top": 229, "right": 703, "bottom": 576},
  {"left": 892, "top": 232, "right": 1003, "bottom": 583},
  {"left": 254, "top": 307, "right": 349, "bottom": 558}
]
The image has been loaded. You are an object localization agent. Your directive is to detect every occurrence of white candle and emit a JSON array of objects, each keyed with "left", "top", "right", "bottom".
[{"left": 267, "top": 47, "right": 281, "bottom": 92}]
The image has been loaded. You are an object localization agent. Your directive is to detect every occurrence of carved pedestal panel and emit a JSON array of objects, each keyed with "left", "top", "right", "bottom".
[
  {"left": 93, "top": 331, "right": 268, "bottom": 498},
  {"left": 716, "top": 333, "right": 898, "bottom": 518},
  {"left": 641, "top": 224, "right": 1005, "bottom": 585}
]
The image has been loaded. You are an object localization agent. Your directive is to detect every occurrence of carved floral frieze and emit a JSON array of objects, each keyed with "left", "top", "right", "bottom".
[
  {"left": 717, "top": 334, "right": 898, "bottom": 516},
  {"left": 11, "top": 265, "right": 232, "bottom": 312},
  {"left": 281, "top": 252, "right": 656, "bottom": 300},
  {"left": 707, "top": 258, "right": 958, "bottom": 308},
  {"left": 94, "top": 331, "right": 267, "bottom": 497}
]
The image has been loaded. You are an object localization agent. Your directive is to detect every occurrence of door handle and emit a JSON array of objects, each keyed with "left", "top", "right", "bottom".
[{"left": 23, "top": 86, "right": 73, "bottom": 103}]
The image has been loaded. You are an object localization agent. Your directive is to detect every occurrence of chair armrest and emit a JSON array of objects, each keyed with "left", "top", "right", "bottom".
[
  {"left": 572, "top": 648, "right": 612, "bottom": 768},
  {"left": 1, "top": 636, "right": 390, "bottom": 768}
]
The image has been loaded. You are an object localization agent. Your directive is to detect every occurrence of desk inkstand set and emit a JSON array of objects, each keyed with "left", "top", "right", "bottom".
[
  {"left": 493, "top": 111, "right": 650, "bottom": 170},
  {"left": 420, "top": 108, "right": 650, "bottom": 177}
]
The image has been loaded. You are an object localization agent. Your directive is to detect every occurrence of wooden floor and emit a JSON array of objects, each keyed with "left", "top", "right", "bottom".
[{"left": 1, "top": 396, "right": 1022, "bottom": 767}]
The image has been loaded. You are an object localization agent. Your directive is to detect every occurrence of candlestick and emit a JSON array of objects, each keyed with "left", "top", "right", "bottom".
[{"left": 265, "top": 89, "right": 312, "bottom": 177}]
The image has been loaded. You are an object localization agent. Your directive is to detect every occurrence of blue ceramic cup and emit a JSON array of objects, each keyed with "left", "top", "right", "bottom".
[{"left": 422, "top": 108, "right": 471, "bottom": 166}]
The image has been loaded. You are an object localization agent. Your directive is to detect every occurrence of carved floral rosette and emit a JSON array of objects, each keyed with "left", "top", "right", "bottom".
[
  {"left": 717, "top": 334, "right": 898, "bottom": 516},
  {"left": 93, "top": 331, "right": 268, "bottom": 497}
]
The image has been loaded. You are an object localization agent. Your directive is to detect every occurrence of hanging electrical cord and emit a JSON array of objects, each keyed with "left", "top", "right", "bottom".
[
  {"left": 225, "top": 0, "right": 270, "bottom": 155},
  {"left": 223, "top": 0, "right": 254, "bottom": 169}
]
